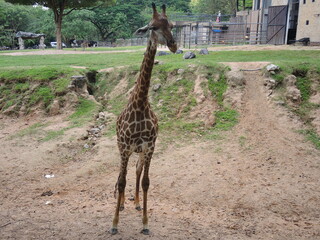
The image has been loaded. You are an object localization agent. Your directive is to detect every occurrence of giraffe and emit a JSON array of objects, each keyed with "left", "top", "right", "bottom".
[{"left": 110, "top": 3, "right": 177, "bottom": 235}]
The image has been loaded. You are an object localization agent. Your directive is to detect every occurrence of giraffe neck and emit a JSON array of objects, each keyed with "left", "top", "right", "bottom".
[{"left": 131, "top": 33, "right": 157, "bottom": 109}]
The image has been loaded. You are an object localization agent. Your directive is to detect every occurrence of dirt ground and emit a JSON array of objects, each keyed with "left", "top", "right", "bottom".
[{"left": 1, "top": 56, "right": 320, "bottom": 239}]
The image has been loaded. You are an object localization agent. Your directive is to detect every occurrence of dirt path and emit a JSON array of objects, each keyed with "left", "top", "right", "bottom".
[{"left": 1, "top": 63, "right": 319, "bottom": 239}]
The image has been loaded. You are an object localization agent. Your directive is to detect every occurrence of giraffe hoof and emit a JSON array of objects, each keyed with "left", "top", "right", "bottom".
[
  {"left": 120, "top": 206, "right": 124, "bottom": 211},
  {"left": 141, "top": 229, "right": 150, "bottom": 235},
  {"left": 110, "top": 228, "right": 118, "bottom": 235},
  {"left": 135, "top": 206, "right": 142, "bottom": 211}
]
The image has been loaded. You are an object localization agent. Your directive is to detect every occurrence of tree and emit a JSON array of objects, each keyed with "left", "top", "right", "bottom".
[
  {"left": 5, "top": 0, "right": 115, "bottom": 49},
  {"left": 86, "top": 4, "right": 145, "bottom": 42},
  {"left": 0, "top": 0, "right": 34, "bottom": 48}
]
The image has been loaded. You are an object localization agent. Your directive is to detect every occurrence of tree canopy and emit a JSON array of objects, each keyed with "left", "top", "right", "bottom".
[{"left": 5, "top": 0, "right": 115, "bottom": 49}]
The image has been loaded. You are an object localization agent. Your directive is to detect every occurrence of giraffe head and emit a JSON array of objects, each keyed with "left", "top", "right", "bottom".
[{"left": 135, "top": 3, "right": 177, "bottom": 53}]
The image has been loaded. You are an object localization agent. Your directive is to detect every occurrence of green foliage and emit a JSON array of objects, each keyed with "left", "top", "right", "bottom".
[{"left": 214, "top": 109, "right": 239, "bottom": 130}]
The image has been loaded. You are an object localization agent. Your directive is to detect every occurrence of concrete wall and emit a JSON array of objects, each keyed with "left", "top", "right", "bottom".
[
  {"left": 296, "top": 0, "right": 320, "bottom": 43},
  {"left": 272, "top": 0, "right": 289, "bottom": 6}
]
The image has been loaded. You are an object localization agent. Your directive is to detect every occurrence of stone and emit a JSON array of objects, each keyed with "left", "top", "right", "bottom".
[
  {"left": 175, "top": 49, "right": 183, "bottom": 54},
  {"left": 266, "top": 64, "right": 280, "bottom": 72},
  {"left": 49, "top": 100, "right": 60, "bottom": 115},
  {"left": 97, "top": 112, "right": 105, "bottom": 121},
  {"left": 226, "top": 71, "right": 246, "bottom": 87},
  {"left": 88, "top": 127, "right": 100, "bottom": 135},
  {"left": 265, "top": 78, "right": 277, "bottom": 89},
  {"left": 199, "top": 48, "right": 209, "bottom": 55},
  {"left": 183, "top": 52, "right": 196, "bottom": 59},
  {"left": 152, "top": 84, "right": 161, "bottom": 92},
  {"left": 156, "top": 51, "right": 170, "bottom": 56},
  {"left": 286, "top": 86, "right": 301, "bottom": 103},
  {"left": 177, "top": 69, "right": 185, "bottom": 74},
  {"left": 154, "top": 60, "right": 164, "bottom": 65},
  {"left": 283, "top": 75, "right": 297, "bottom": 87}
]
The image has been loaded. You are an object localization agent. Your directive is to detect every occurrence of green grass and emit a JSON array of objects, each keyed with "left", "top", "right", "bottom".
[
  {"left": 299, "top": 129, "right": 320, "bottom": 150},
  {"left": 208, "top": 72, "right": 227, "bottom": 106},
  {"left": 52, "top": 78, "right": 69, "bottom": 95},
  {"left": 69, "top": 98, "right": 99, "bottom": 126},
  {"left": 214, "top": 109, "right": 239, "bottom": 131},
  {"left": 1, "top": 49, "right": 319, "bottom": 71},
  {"left": 10, "top": 122, "right": 47, "bottom": 139},
  {"left": 29, "top": 86, "right": 54, "bottom": 107},
  {"left": 41, "top": 129, "right": 65, "bottom": 142}
]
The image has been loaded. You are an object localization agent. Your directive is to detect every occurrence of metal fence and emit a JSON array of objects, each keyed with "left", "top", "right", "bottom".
[{"left": 106, "top": 13, "right": 269, "bottom": 48}]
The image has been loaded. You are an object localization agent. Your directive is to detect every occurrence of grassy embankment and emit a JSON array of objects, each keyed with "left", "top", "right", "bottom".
[{"left": 0, "top": 47, "right": 319, "bottom": 147}]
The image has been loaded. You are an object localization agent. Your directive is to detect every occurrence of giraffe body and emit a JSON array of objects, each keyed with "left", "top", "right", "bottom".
[{"left": 111, "top": 3, "right": 177, "bottom": 235}]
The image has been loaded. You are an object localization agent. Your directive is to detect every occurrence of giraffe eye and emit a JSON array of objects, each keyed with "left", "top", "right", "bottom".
[{"left": 150, "top": 26, "right": 158, "bottom": 31}]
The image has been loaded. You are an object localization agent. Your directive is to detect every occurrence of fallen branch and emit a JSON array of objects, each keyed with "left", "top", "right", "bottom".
[{"left": 0, "top": 222, "right": 11, "bottom": 228}]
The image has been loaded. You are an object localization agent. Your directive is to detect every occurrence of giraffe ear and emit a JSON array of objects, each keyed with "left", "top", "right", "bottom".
[{"left": 134, "top": 25, "right": 150, "bottom": 36}]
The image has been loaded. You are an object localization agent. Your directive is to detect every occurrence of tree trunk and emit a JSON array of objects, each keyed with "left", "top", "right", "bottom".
[
  {"left": 55, "top": 17, "right": 63, "bottom": 50},
  {"left": 53, "top": 7, "right": 64, "bottom": 50}
]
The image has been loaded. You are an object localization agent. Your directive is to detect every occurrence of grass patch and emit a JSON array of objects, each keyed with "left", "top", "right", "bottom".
[
  {"left": 41, "top": 129, "right": 65, "bottom": 142},
  {"left": 208, "top": 72, "right": 228, "bottom": 106},
  {"left": 52, "top": 78, "right": 70, "bottom": 95},
  {"left": 296, "top": 77, "right": 312, "bottom": 102},
  {"left": 299, "top": 129, "right": 320, "bottom": 150},
  {"left": 214, "top": 109, "right": 239, "bottom": 131},
  {"left": 11, "top": 122, "right": 47, "bottom": 139},
  {"left": 69, "top": 98, "right": 99, "bottom": 125},
  {"left": 29, "top": 86, "right": 54, "bottom": 107}
]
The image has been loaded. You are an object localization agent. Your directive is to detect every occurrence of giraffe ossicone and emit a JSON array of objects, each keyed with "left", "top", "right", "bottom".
[{"left": 110, "top": 3, "right": 177, "bottom": 235}]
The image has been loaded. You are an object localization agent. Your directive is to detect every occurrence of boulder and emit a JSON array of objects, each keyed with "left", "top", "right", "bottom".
[
  {"left": 175, "top": 49, "right": 183, "bottom": 54},
  {"left": 226, "top": 71, "right": 246, "bottom": 87},
  {"left": 183, "top": 52, "right": 196, "bottom": 59},
  {"left": 199, "top": 48, "right": 209, "bottom": 55},
  {"left": 286, "top": 86, "right": 301, "bottom": 103},
  {"left": 266, "top": 64, "right": 280, "bottom": 72},
  {"left": 156, "top": 51, "right": 170, "bottom": 56},
  {"left": 49, "top": 99, "right": 60, "bottom": 115},
  {"left": 283, "top": 74, "right": 297, "bottom": 87}
]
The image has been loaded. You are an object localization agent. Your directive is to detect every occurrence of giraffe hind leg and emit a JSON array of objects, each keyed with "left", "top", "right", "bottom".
[{"left": 135, "top": 153, "right": 144, "bottom": 211}]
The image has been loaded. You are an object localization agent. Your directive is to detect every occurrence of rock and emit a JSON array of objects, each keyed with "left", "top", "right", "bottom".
[
  {"left": 88, "top": 127, "right": 100, "bottom": 135},
  {"left": 154, "top": 60, "right": 164, "bottom": 65},
  {"left": 49, "top": 100, "right": 60, "bottom": 115},
  {"left": 152, "top": 84, "right": 161, "bottom": 92},
  {"left": 183, "top": 52, "right": 196, "bottom": 59},
  {"left": 70, "top": 75, "right": 88, "bottom": 94},
  {"left": 84, "top": 144, "right": 90, "bottom": 149},
  {"left": 156, "top": 51, "right": 170, "bottom": 56},
  {"left": 226, "top": 71, "right": 246, "bottom": 87},
  {"left": 199, "top": 48, "right": 209, "bottom": 55},
  {"left": 97, "top": 112, "right": 105, "bottom": 121},
  {"left": 177, "top": 69, "right": 185, "bottom": 74},
  {"left": 265, "top": 78, "right": 277, "bottom": 89},
  {"left": 175, "top": 49, "right": 183, "bottom": 54},
  {"left": 286, "top": 86, "right": 301, "bottom": 103},
  {"left": 266, "top": 64, "right": 280, "bottom": 72},
  {"left": 283, "top": 75, "right": 297, "bottom": 87}
]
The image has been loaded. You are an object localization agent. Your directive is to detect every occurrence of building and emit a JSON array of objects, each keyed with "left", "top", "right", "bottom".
[{"left": 253, "top": 0, "right": 320, "bottom": 45}]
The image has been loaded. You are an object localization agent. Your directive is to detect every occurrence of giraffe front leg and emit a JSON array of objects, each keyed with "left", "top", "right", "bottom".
[{"left": 141, "top": 155, "right": 152, "bottom": 235}]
